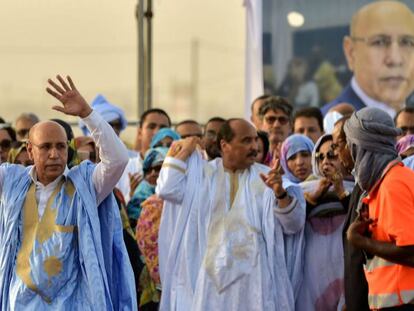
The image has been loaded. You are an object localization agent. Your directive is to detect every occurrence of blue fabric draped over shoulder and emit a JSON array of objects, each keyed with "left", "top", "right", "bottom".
[{"left": 0, "top": 162, "right": 137, "bottom": 311}]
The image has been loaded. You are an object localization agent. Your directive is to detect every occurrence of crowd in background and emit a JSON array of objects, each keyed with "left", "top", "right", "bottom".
[
  {"left": 1, "top": 91, "right": 414, "bottom": 310},
  {"left": 1, "top": 1, "right": 414, "bottom": 310}
]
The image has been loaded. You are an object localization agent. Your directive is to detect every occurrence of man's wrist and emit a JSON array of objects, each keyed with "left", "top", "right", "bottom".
[
  {"left": 79, "top": 107, "right": 93, "bottom": 119},
  {"left": 349, "top": 232, "right": 369, "bottom": 249},
  {"left": 275, "top": 190, "right": 288, "bottom": 200},
  {"left": 174, "top": 149, "right": 192, "bottom": 161}
]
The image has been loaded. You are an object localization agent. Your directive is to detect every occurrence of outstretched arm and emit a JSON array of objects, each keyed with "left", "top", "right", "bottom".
[{"left": 47, "top": 75, "right": 129, "bottom": 204}]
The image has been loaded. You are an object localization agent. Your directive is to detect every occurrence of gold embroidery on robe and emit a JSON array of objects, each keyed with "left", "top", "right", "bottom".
[
  {"left": 16, "top": 180, "right": 77, "bottom": 303},
  {"left": 204, "top": 169, "right": 259, "bottom": 291}
]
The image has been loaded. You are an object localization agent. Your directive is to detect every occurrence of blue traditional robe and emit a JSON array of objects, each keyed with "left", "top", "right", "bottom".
[{"left": 0, "top": 162, "right": 137, "bottom": 310}]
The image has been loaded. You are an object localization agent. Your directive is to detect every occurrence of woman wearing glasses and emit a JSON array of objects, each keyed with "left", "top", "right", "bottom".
[{"left": 297, "top": 134, "right": 354, "bottom": 311}]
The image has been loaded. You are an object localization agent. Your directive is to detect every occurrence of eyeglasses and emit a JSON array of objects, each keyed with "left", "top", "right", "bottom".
[
  {"left": 316, "top": 150, "right": 338, "bottom": 162},
  {"left": 30, "top": 142, "right": 68, "bottom": 153},
  {"left": 180, "top": 134, "right": 203, "bottom": 139},
  {"left": 400, "top": 126, "right": 414, "bottom": 135},
  {"left": 0, "top": 139, "right": 12, "bottom": 150},
  {"left": 351, "top": 35, "right": 414, "bottom": 52},
  {"left": 17, "top": 128, "right": 30, "bottom": 138},
  {"left": 264, "top": 115, "right": 290, "bottom": 125}
]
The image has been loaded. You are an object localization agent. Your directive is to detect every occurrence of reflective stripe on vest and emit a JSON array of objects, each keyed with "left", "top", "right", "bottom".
[
  {"left": 369, "top": 291, "right": 414, "bottom": 308},
  {"left": 364, "top": 256, "right": 414, "bottom": 309},
  {"left": 401, "top": 290, "right": 414, "bottom": 304},
  {"left": 369, "top": 293, "right": 400, "bottom": 309}
]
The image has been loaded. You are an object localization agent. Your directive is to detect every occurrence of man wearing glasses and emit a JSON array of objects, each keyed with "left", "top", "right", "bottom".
[
  {"left": 259, "top": 96, "right": 293, "bottom": 157},
  {"left": 0, "top": 76, "right": 136, "bottom": 310},
  {"left": 321, "top": 1, "right": 414, "bottom": 118}
]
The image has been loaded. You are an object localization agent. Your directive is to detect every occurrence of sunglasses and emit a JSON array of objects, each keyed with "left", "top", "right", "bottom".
[
  {"left": 264, "top": 115, "right": 289, "bottom": 125},
  {"left": 316, "top": 150, "right": 338, "bottom": 162},
  {"left": 0, "top": 139, "right": 12, "bottom": 150}
]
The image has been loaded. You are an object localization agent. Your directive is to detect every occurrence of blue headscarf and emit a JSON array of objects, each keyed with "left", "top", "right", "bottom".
[
  {"left": 143, "top": 147, "right": 169, "bottom": 174},
  {"left": 150, "top": 128, "right": 180, "bottom": 148},
  {"left": 79, "top": 94, "right": 128, "bottom": 135},
  {"left": 127, "top": 147, "right": 168, "bottom": 220},
  {"left": 280, "top": 134, "right": 314, "bottom": 183}
]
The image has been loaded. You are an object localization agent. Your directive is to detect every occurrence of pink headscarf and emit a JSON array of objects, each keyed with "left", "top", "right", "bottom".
[{"left": 396, "top": 135, "right": 414, "bottom": 155}]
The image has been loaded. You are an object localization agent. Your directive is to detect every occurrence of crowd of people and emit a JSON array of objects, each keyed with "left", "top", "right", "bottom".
[{"left": 1, "top": 1, "right": 414, "bottom": 310}]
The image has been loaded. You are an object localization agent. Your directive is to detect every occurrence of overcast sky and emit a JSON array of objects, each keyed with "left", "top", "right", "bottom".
[{"left": 0, "top": 0, "right": 245, "bottom": 140}]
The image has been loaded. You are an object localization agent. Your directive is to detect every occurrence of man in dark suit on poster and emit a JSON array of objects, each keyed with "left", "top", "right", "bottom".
[{"left": 321, "top": 1, "right": 414, "bottom": 119}]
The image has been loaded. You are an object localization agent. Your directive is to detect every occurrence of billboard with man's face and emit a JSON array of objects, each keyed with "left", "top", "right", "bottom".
[{"left": 262, "top": 0, "right": 414, "bottom": 109}]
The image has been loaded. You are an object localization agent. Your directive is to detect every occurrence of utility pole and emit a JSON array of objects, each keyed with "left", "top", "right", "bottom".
[{"left": 136, "top": 0, "right": 153, "bottom": 121}]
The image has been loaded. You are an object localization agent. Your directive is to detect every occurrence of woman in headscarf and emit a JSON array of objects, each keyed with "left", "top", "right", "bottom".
[
  {"left": 7, "top": 141, "right": 33, "bottom": 166},
  {"left": 133, "top": 129, "right": 180, "bottom": 310},
  {"left": 396, "top": 134, "right": 414, "bottom": 159},
  {"left": 127, "top": 147, "right": 168, "bottom": 226},
  {"left": 297, "top": 134, "right": 354, "bottom": 311},
  {"left": 150, "top": 127, "right": 181, "bottom": 149},
  {"left": 279, "top": 134, "right": 314, "bottom": 183},
  {"left": 399, "top": 135, "right": 414, "bottom": 170}
]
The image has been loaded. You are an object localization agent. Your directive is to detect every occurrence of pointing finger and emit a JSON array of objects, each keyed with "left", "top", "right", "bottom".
[{"left": 272, "top": 158, "right": 281, "bottom": 173}]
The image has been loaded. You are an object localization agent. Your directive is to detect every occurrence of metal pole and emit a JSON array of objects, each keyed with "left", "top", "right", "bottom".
[
  {"left": 136, "top": 0, "right": 145, "bottom": 120},
  {"left": 145, "top": 0, "right": 153, "bottom": 110}
]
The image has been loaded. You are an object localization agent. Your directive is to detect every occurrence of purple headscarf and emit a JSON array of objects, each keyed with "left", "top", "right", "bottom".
[
  {"left": 396, "top": 135, "right": 414, "bottom": 155},
  {"left": 280, "top": 134, "right": 315, "bottom": 183}
]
